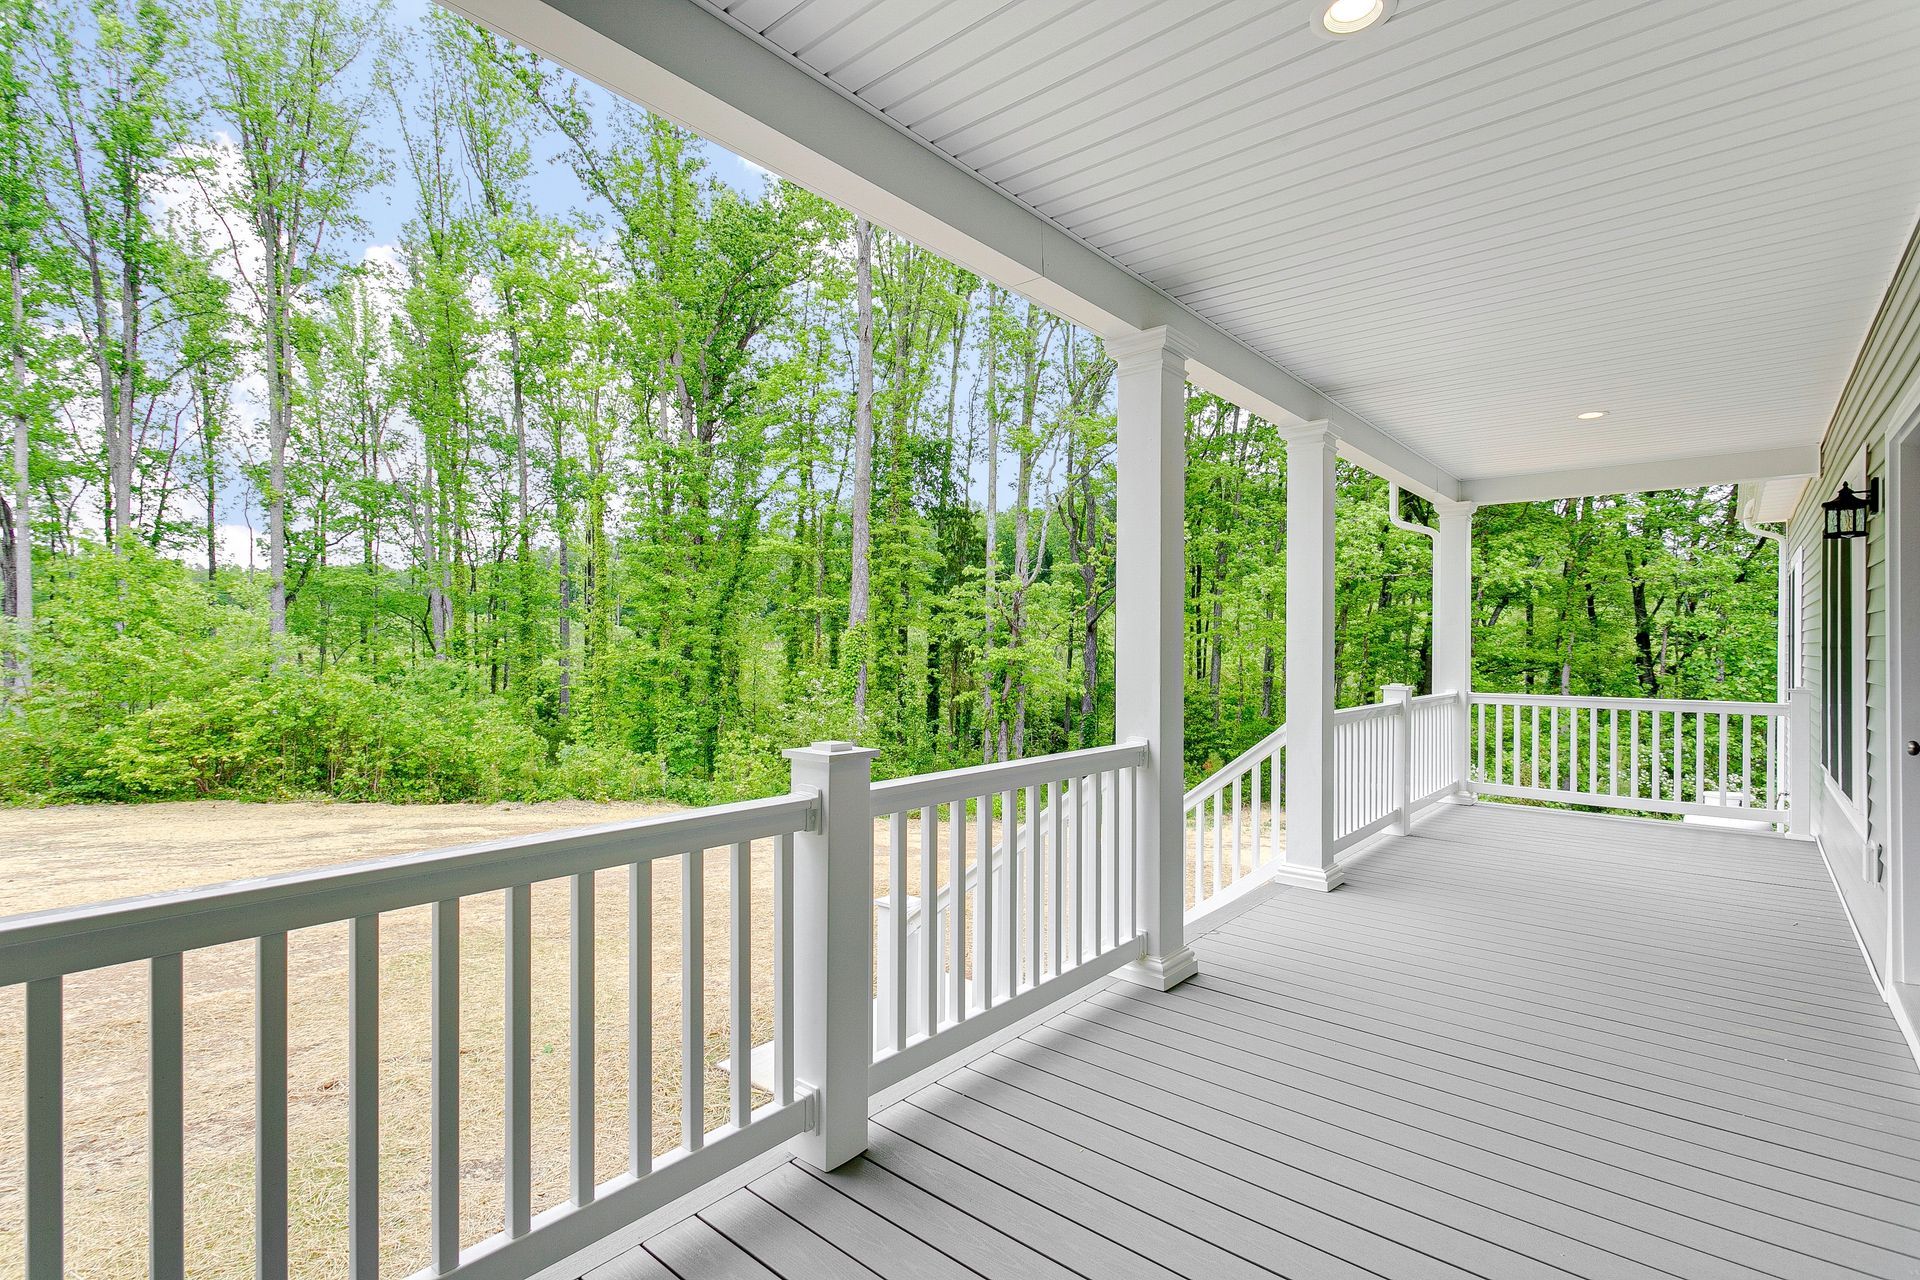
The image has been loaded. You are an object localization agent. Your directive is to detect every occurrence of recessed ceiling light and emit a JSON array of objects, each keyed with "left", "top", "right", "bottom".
[
  {"left": 1576, "top": 411, "right": 1608, "bottom": 421},
  {"left": 1311, "top": 0, "right": 1395, "bottom": 37}
]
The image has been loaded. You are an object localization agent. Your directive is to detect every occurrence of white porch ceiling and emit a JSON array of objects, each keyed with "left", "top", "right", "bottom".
[{"left": 688, "top": 0, "right": 1920, "bottom": 486}]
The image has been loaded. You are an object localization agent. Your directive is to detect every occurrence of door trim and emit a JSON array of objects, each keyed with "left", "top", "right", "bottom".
[{"left": 1889, "top": 400, "right": 1920, "bottom": 991}]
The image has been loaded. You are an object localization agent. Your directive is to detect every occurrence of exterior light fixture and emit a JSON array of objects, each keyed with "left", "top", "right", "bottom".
[
  {"left": 1576, "top": 410, "right": 1608, "bottom": 421},
  {"left": 1821, "top": 477, "right": 1880, "bottom": 540},
  {"left": 1311, "top": 0, "right": 1395, "bottom": 38}
]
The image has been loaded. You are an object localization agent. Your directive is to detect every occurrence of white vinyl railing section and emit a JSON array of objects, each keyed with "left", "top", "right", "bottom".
[
  {"left": 1333, "top": 699, "right": 1401, "bottom": 850},
  {"left": 0, "top": 792, "right": 819, "bottom": 1280},
  {"left": 1408, "top": 691, "right": 1468, "bottom": 810},
  {"left": 1181, "top": 686, "right": 1471, "bottom": 918},
  {"left": 1468, "top": 692, "right": 1809, "bottom": 826},
  {"left": 0, "top": 739, "right": 1148, "bottom": 1280},
  {"left": 867, "top": 742, "right": 1145, "bottom": 1091},
  {"left": 1181, "top": 722, "right": 1285, "bottom": 917},
  {"left": 14, "top": 688, "right": 1805, "bottom": 1278}
]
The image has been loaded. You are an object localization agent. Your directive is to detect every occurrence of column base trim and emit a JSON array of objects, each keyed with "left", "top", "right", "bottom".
[
  {"left": 1120, "top": 947, "right": 1199, "bottom": 991},
  {"left": 1272, "top": 862, "right": 1346, "bottom": 893}
]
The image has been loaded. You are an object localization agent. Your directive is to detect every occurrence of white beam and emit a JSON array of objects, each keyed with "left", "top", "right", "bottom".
[
  {"left": 1460, "top": 446, "right": 1821, "bottom": 505},
  {"left": 442, "top": 0, "right": 1462, "bottom": 504},
  {"left": 1277, "top": 422, "right": 1342, "bottom": 892},
  {"left": 1109, "top": 327, "right": 1198, "bottom": 990}
]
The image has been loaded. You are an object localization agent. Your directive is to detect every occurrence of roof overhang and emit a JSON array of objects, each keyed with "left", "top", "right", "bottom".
[
  {"left": 443, "top": 0, "right": 1463, "bottom": 501},
  {"left": 1460, "top": 445, "right": 1819, "bottom": 507}
]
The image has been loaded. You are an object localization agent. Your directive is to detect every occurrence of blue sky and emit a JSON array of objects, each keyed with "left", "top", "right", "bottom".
[{"left": 356, "top": 0, "right": 769, "bottom": 250}]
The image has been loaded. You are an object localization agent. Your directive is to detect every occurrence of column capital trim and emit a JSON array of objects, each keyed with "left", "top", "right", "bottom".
[
  {"left": 1432, "top": 496, "right": 1479, "bottom": 518},
  {"left": 1276, "top": 418, "right": 1339, "bottom": 450},
  {"left": 1106, "top": 325, "right": 1197, "bottom": 371}
]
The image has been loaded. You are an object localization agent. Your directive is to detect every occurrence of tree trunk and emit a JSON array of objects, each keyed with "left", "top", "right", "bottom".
[
  {"left": 9, "top": 246, "right": 29, "bottom": 694},
  {"left": 265, "top": 237, "right": 289, "bottom": 639},
  {"left": 849, "top": 217, "right": 874, "bottom": 722}
]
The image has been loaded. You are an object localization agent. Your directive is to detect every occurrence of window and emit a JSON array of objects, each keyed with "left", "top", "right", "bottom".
[{"left": 1821, "top": 451, "right": 1870, "bottom": 804}]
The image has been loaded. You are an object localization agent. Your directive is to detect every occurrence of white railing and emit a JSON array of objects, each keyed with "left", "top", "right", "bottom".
[
  {"left": 27, "top": 684, "right": 1809, "bottom": 1279},
  {"left": 1408, "top": 691, "right": 1467, "bottom": 809},
  {"left": 1468, "top": 692, "right": 1805, "bottom": 825},
  {"left": 1181, "top": 723, "right": 1286, "bottom": 919},
  {"left": 867, "top": 742, "right": 1146, "bottom": 1091},
  {"left": 0, "top": 738, "right": 1151, "bottom": 1279},
  {"left": 0, "top": 793, "right": 818, "bottom": 1280},
  {"left": 1181, "top": 686, "right": 1471, "bottom": 916},
  {"left": 1333, "top": 699, "right": 1402, "bottom": 850}
]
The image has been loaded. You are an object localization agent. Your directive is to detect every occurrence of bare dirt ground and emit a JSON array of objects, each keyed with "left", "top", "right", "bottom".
[{"left": 0, "top": 796, "right": 1262, "bottom": 1279}]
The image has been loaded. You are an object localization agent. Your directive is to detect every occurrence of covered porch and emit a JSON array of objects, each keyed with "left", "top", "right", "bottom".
[
  {"left": 592, "top": 803, "right": 1920, "bottom": 1280},
  {"left": 6, "top": 0, "right": 1919, "bottom": 1277}
]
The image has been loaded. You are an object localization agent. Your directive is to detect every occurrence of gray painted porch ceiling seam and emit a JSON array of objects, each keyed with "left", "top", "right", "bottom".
[{"left": 694, "top": 0, "right": 1920, "bottom": 482}]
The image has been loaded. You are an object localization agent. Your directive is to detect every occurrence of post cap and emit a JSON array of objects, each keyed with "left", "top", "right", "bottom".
[{"left": 782, "top": 739, "right": 880, "bottom": 762}]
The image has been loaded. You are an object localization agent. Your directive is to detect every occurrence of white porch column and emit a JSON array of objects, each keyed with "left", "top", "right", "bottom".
[
  {"left": 1109, "top": 326, "right": 1198, "bottom": 991},
  {"left": 1432, "top": 498, "right": 1478, "bottom": 799},
  {"left": 1277, "top": 421, "right": 1342, "bottom": 891}
]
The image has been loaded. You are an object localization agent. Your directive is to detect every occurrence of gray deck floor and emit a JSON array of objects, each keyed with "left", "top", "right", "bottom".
[{"left": 590, "top": 803, "right": 1920, "bottom": 1280}]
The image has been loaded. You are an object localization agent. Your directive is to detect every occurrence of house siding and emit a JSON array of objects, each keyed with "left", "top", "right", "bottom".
[{"left": 1787, "top": 218, "right": 1920, "bottom": 983}]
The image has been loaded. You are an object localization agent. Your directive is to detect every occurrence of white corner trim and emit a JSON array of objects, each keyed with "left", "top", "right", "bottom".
[{"left": 1811, "top": 831, "right": 1920, "bottom": 1069}]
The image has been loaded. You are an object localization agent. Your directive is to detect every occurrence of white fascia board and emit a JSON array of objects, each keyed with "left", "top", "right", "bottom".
[
  {"left": 442, "top": 0, "right": 1461, "bottom": 503},
  {"left": 1460, "top": 446, "right": 1821, "bottom": 506}
]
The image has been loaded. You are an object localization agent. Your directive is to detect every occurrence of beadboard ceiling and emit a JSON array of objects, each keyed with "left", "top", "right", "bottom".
[{"left": 691, "top": 0, "right": 1920, "bottom": 483}]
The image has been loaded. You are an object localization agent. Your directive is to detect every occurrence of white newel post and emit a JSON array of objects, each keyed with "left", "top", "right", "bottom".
[
  {"left": 1385, "top": 683, "right": 1413, "bottom": 835},
  {"left": 1787, "top": 686, "right": 1814, "bottom": 839},
  {"left": 1278, "top": 421, "right": 1342, "bottom": 891},
  {"left": 1433, "top": 498, "right": 1477, "bottom": 800},
  {"left": 784, "top": 740, "right": 876, "bottom": 1169},
  {"left": 1108, "top": 326, "right": 1199, "bottom": 990}
]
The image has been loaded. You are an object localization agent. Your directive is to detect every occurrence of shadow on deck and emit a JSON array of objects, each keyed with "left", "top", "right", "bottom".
[{"left": 588, "top": 803, "right": 1920, "bottom": 1280}]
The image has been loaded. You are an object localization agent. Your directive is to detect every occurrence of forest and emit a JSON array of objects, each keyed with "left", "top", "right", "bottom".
[{"left": 0, "top": 0, "right": 1784, "bottom": 807}]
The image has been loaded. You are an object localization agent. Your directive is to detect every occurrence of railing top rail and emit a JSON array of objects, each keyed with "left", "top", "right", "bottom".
[
  {"left": 871, "top": 740, "right": 1147, "bottom": 812},
  {"left": 0, "top": 791, "right": 818, "bottom": 987},
  {"left": 1469, "top": 692, "right": 1787, "bottom": 715},
  {"left": 1334, "top": 700, "right": 1397, "bottom": 722},
  {"left": 1410, "top": 691, "right": 1459, "bottom": 706}
]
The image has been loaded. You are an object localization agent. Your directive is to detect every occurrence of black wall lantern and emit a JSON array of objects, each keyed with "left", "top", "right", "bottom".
[{"left": 1822, "top": 477, "right": 1880, "bottom": 540}]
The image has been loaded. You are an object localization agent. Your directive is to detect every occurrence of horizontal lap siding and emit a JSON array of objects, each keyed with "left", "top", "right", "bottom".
[{"left": 1789, "top": 216, "right": 1920, "bottom": 982}]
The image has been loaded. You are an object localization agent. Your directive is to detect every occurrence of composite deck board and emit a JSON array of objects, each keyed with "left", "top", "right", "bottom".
[
  {"left": 1197, "top": 933, "right": 1920, "bottom": 1104},
  {"left": 1183, "top": 962, "right": 1920, "bottom": 1166},
  {"left": 1203, "top": 918, "right": 1920, "bottom": 1077},
  {"left": 1163, "top": 970, "right": 1920, "bottom": 1189},
  {"left": 704, "top": 1186, "right": 886, "bottom": 1278},
  {"left": 591, "top": 805, "right": 1920, "bottom": 1280},
  {"left": 1036, "top": 1004, "right": 1920, "bottom": 1274},
  {"left": 1078, "top": 986, "right": 1920, "bottom": 1228}
]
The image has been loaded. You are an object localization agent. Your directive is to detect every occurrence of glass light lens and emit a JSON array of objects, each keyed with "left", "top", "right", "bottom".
[{"left": 1322, "top": 0, "right": 1384, "bottom": 33}]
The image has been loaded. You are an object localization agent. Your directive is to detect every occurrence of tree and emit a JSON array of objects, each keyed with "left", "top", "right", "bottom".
[
  {"left": 206, "top": 0, "right": 383, "bottom": 637},
  {"left": 35, "top": 0, "right": 187, "bottom": 550}
]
